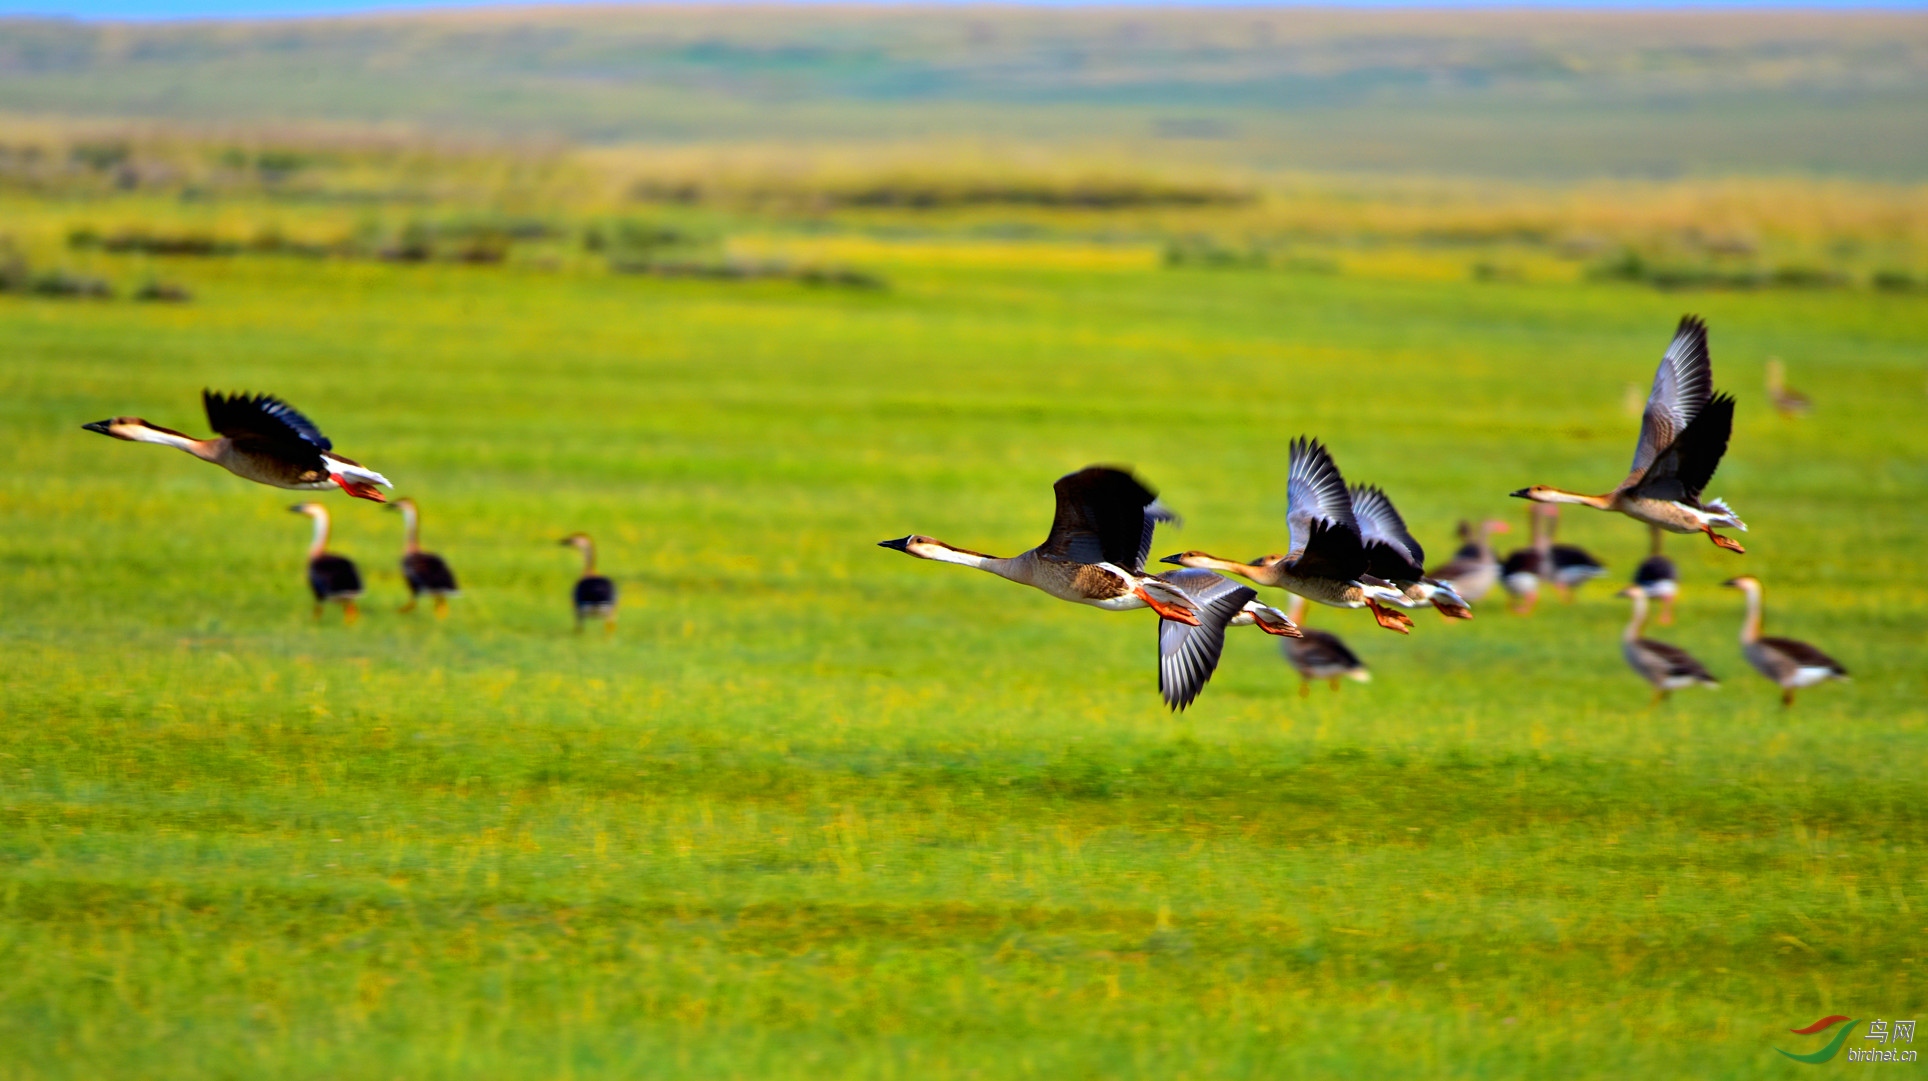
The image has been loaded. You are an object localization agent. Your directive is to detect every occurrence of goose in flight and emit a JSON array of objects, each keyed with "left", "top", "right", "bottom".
[
  {"left": 84, "top": 390, "right": 391, "bottom": 501},
  {"left": 1160, "top": 438, "right": 1413, "bottom": 633},
  {"left": 879, "top": 466, "right": 1204, "bottom": 626},
  {"left": 1151, "top": 566, "right": 1300, "bottom": 712},
  {"left": 1512, "top": 316, "right": 1745, "bottom": 552},
  {"left": 1348, "top": 482, "right": 1472, "bottom": 619}
]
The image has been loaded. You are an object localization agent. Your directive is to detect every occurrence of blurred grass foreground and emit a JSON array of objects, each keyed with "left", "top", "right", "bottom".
[{"left": 1, "top": 5, "right": 1927, "bottom": 1079}]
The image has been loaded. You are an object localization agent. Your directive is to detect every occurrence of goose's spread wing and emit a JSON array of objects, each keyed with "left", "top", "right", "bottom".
[
  {"left": 1135, "top": 500, "right": 1181, "bottom": 574},
  {"left": 1042, "top": 466, "right": 1163, "bottom": 572},
  {"left": 204, "top": 391, "right": 333, "bottom": 467},
  {"left": 1633, "top": 393, "right": 1733, "bottom": 503},
  {"left": 1624, "top": 316, "right": 1713, "bottom": 488},
  {"left": 1285, "top": 437, "right": 1359, "bottom": 560},
  {"left": 1349, "top": 483, "right": 1425, "bottom": 581},
  {"left": 1155, "top": 568, "right": 1257, "bottom": 712}
]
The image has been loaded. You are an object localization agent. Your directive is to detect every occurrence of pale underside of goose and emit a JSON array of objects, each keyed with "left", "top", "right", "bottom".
[{"left": 1512, "top": 316, "right": 1746, "bottom": 552}]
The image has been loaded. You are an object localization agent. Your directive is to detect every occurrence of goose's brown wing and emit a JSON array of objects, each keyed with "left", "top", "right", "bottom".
[
  {"left": 1631, "top": 393, "right": 1734, "bottom": 503},
  {"left": 1041, "top": 466, "right": 1164, "bottom": 571},
  {"left": 1623, "top": 316, "right": 1713, "bottom": 490},
  {"left": 1759, "top": 636, "right": 1847, "bottom": 676},
  {"left": 1349, "top": 483, "right": 1425, "bottom": 581},
  {"left": 204, "top": 390, "right": 333, "bottom": 469},
  {"left": 1285, "top": 437, "right": 1359, "bottom": 561}
]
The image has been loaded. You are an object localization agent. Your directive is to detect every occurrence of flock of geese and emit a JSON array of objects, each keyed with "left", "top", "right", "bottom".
[
  {"left": 83, "top": 316, "right": 1849, "bottom": 709},
  {"left": 82, "top": 392, "right": 619, "bottom": 631}
]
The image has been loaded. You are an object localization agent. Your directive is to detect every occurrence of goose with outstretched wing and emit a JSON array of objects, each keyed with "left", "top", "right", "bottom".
[
  {"left": 1160, "top": 437, "right": 1413, "bottom": 633},
  {"left": 83, "top": 390, "right": 392, "bottom": 501},
  {"left": 1349, "top": 483, "right": 1472, "bottom": 619},
  {"left": 1513, "top": 316, "right": 1745, "bottom": 552}
]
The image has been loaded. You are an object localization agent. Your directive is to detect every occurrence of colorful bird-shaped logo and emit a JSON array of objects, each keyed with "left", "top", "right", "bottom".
[{"left": 1777, "top": 1016, "right": 1860, "bottom": 1064}]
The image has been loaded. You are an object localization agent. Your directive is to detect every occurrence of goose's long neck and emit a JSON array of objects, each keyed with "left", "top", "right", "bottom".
[
  {"left": 921, "top": 543, "right": 1021, "bottom": 580},
  {"left": 1623, "top": 594, "right": 1648, "bottom": 643},
  {"left": 1184, "top": 553, "right": 1268, "bottom": 581},
  {"left": 1649, "top": 524, "right": 1664, "bottom": 557},
  {"left": 1739, "top": 585, "right": 1764, "bottom": 644},
  {"left": 578, "top": 541, "right": 597, "bottom": 576},
  {"left": 1286, "top": 594, "right": 1309, "bottom": 625},
  {"left": 306, "top": 511, "right": 330, "bottom": 560},
  {"left": 400, "top": 504, "right": 422, "bottom": 553},
  {"left": 1532, "top": 489, "right": 1613, "bottom": 511},
  {"left": 131, "top": 425, "right": 220, "bottom": 462},
  {"left": 1477, "top": 524, "right": 1498, "bottom": 562}
]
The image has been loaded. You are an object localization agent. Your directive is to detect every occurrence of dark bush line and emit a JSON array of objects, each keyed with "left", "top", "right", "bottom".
[
  {"left": 0, "top": 253, "right": 188, "bottom": 301},
  {"left": 609, "top": 256, "right": 885, "bottom": 290},
  {"left": 1587, "top": 249, "right": 1859, "bottom": 291},
  {"left": 629, "top": 179, "right": 1253, "bottom": 210}
]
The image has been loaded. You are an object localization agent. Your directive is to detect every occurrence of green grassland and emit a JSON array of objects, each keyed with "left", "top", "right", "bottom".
[{"left": 1, "top": 189, "right": 1926, "bottom": 1079}]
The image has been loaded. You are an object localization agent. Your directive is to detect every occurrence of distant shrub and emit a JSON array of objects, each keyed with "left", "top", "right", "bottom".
[
  {"left": 28, "top": 269, "right": 112, "bottom": 298},
  {"left": 610, "top": 257, "right": 883, "bottom": 289},
  {"left": 1871, "top": 270, "right": 1918, "bottom": 292},
  {"left": 1588, "top": 249, "right": 1848, "bottom": 291},
  {"left": 133, "top": 279, "right": 192, "bottom": 303}
]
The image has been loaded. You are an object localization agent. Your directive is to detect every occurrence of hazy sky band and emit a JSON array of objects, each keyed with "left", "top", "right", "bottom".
[{"left": 6, "top": 0, "right": 1924, "bottom": 22}]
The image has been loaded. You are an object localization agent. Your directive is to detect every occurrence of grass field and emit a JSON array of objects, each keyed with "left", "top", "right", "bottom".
[{"left": 2, "top": 191, "right": 1926, "bottom": 1078}]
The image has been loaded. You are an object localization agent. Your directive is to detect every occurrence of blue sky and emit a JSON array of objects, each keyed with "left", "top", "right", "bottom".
[{"left": 4, "top": 0, "right": 1922, "bottom": 21}]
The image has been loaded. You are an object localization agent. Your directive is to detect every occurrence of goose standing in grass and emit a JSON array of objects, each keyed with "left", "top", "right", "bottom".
[
  {"left": 389, "top": 498, "right": 459, "bottom": 616},
  {"left": 1499, "top": 504, "right": 1554, "bottom": 615},
  {"left": 1615, "top": 586, "right": 1719, "bottom": 704},
  {"left": 84, "top": 390, "right": 392, "bottom": 501},
  {"left": 1279, "top": 595, "right": 1370, "bottom": 696},
  {"left": 1160, "top": 438, "right": 1414, "bottom": 633},
  {"left": 1150, "top": 567, "right": 1301, "bottom": 711},
  {"left": 1348, "top": 483, "right": 1472, "bottom": 619},
  {"left": 1631, "top": 525, "right": 1679, "bottom": 626},
  {"left": 560, "top": 533, "right": 618, "bottom": 633},
  {"left": 879, "top": 466, "right": 1205, "bottom": 626},
  {"left": 1426, "top": 518, "right": 1510, "bottom": 604},
  {"left": 1512, "top": 316, "right": 1747, "bottom": 553},
  {"left": 1766, "top": 359, "right": 1812, "bottom": 417},
  {"left": 1722, "top": 576, "right": 1848, "bottom": 706},
  {"left": 1546, "top": 516, "right": 1608, "bottom": 606},
  {"left": 291, "top": 502, "right": 362, "bottom": 623}
]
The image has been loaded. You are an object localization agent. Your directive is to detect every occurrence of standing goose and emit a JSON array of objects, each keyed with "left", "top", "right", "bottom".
[
  {"left": 290, "top": 502, "right": 363, "bottom": 623},
  {"left": 1630, "top": 525, "right": 1679, "bottom": 626},
  {"left": 1539, "top": 504, "right": 1607, "bottom": 602},
  {"left": 84, "top": 390, "right": 392, "bottom": 501},
  {"left": 1160, "top": 438, "right": 1413, "bottom": 634},
  {"left": 1512, "top": 316, "right": 1747, "bottom": 553},
  {"left": 560, "top": 533, "right": 618, "bottom": 633},
  {"left": 1426, "top": 518, "right": 1510, "bottom": 604},
  {"left": 1722, "top": 576, "right": 1848, "bottom": 706},
  {"left": 1615, "top": 586, "right": 1719, "bottom": 704},
  {"left": 1499, "top": 504, "right": 1555, "bottom": 615},
  {"left": 1152, "top": 566, "right": 1302, "bottom": 711},
  {"left": 878, "top": 466, "right": 1205, "bottom": 625},
  {"left": 1279, "top": 595, "right": 1370, "bottom": 695},
  {"left": 1765, "top": 359, "right": 1811, "bottom": 417},
  {"left": 389, "top": 498, "right": 459, "bottom": 617},
  {"left": 1348, "top": 483, "right": 1472, "bottom": 619}
]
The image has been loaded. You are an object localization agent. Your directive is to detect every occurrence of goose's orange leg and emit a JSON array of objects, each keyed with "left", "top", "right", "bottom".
[
  {"left": 1135, "top": 587, "right": 1201, "bottom": 627},
  {"left": 330, "top": 474, "right": 387, "bottom": 503},
  {"left": 1366, "top": 599, "right": 1412, "bottom": 634},
  {"left": 1704, "top": 527, "right": 1745, "bottom": 554}
]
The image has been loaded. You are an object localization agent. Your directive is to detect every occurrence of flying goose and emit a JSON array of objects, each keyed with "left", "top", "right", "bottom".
[
  {"left": 389, "top": 498, "right": 459, "bottom": 616},
  {"left": 1160, "top": 438, "right": 1413, "bottom": 633},
  {"left": 1630, "top": 525, "right": 1678, "bottom": 626},
  {"left": 1348, "top": 483, "right": 1472, "bottom": 619},
  {"left": 1513, "top": 316, "right": 1746, "bottom": 553},
  {"left": 1615, "top": 586, "right": 1719, "bottom": 704},
  {"left": 290, "top": 502, "right": 363, "bottom": 622},
  {"left": 85, "top": 391, "right": 391, "bottom": 501},
  {"left": 1722, "top": 576, "right": 1848, "bottom": 706},
  {"left": 879, "top": 466, "right": 1204, "bottom": 625},
  {"left": 560, "top": 533, "right": 618, "bottom": 633},
  {"left": 1279, "top": 595, "right": 1370, "bottom": 695},
  {"left": 1426, "top": 518, "right": 1510, "bottom": 604}
]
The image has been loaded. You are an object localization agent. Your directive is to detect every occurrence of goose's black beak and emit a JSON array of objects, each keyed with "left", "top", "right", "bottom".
[
  {"left": 1508, "top": 488, "right": 1532, "bottom": 499},
  {"left": 1720, "top": 578, "right": 1742, "bottom": 588},
  {"left": 288, "top": 504, "right": 306, "bottom": 513},
  {"left": 877, "top": 537, "right": 912, "bottom": 552},
  {"left": 82, "top": 420, "right": 112, "bottom": 435},
  {"left": 1158, "top": 553, "right": 1183, "bottom": 565}
]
